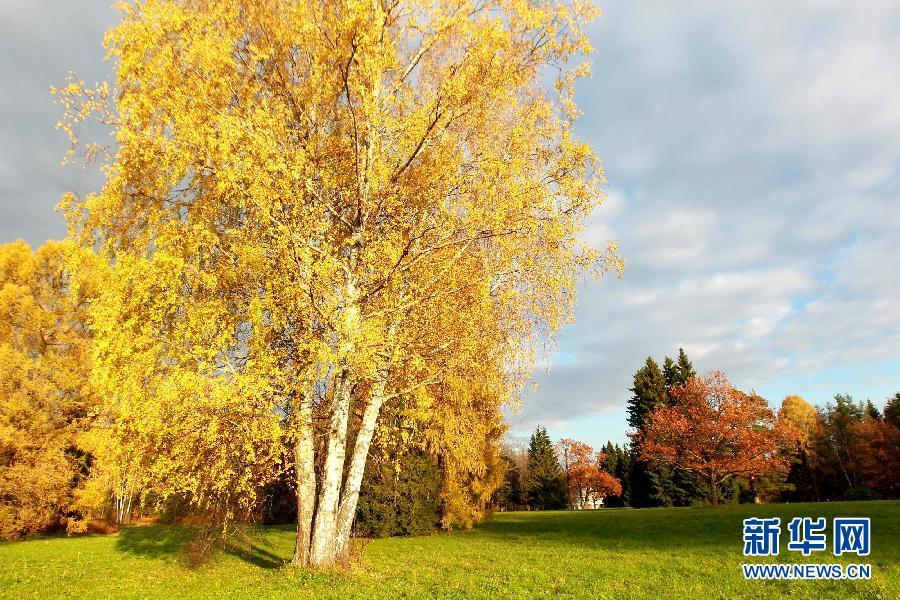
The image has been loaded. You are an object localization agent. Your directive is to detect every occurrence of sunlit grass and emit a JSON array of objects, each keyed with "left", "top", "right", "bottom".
[{"left": 1, "top": 501, "right": 897, "bottom": 599}]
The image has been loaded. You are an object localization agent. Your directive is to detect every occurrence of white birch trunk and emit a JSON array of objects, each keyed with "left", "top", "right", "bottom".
[
  {"left": 115, "top": 478, "right": 132, "bottom": 525},
  {"left": 333, "top": 317, "right": 399, "bottom": 557},
  {"left": 334, "top": 377, "right": 387, "bottom": 556},
  {"left": 309, "top": 370, "right": 353, "bottom": 566},
  {"left": 292, "top": 394, "right": 316, "bottom": 566}
]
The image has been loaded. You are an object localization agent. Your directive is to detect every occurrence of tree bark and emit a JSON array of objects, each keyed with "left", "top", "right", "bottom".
[
  {"left": 334, "top": 376, "right": 388, "bottom": 557},
  {"left": 829, "top": 438, "right": 854, "bottom": 490},
  {"left": 709, "top": 471, "right": 718, "bottom": 505},
  {"left": 291, "top": 394, "right": 316, "bottom": 567},
  {"left": 309, "top": 370, "right": 353, "bottom": 567},
  {"left": 333, "top": 317, "right": 399, "bottom": 559}
]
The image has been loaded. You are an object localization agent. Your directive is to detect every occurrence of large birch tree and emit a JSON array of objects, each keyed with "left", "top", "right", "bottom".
[{"left": 57, "top": 0, "right": 619, "bottom": 567}]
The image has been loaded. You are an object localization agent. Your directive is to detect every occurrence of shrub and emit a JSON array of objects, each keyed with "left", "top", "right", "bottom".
[{"left": 355, "top": 445, "right": 441, "bottom": 538}]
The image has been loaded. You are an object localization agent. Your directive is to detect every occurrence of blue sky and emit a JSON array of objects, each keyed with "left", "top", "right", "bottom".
[{"left": 1, "top": 1, "right": 898, "bottom": 449}]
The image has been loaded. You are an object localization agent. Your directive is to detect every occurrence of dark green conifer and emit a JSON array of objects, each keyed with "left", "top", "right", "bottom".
[
  {"left": 627, "top": 357, "right": 667, "bottom": 430},
  {"left": 525, "top": 427, "right": 567, "bottom": 510}
]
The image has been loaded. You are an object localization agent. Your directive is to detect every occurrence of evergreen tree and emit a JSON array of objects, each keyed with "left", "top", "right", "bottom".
[
  {"left": 603, "top": 441, "right": 626, "bottom": 506},
  {"left": 671, "top": 468, "right": 706, "bottom": 506},
  {"left": 647, "top": 464, "right": 677, "bottom": 507},
  {"left": 663, "top": 348, "right": 697, "bottom": 398},
  {"left": 355, "top": 442, "right": 442, "bottom": 538},
  {"left": 614, "top": 445, "right": 632, "bottom": 506},
  {"left": 627, "top": 357, "right": 667, "bottom": 430},
  {"left": 864, "top": 399, "right": 882, "bottom": 420},
  {"left": 602, "top": 441, "right": 617, "bottom": 474},
  {"left": 885, "top": 393, "right": 900, "bottom": 428},
  {"left": 525, "top": 427, "right": 567, "bottom": 510},
  {"left": 495, "top": 451, "right": 525, "bottom": 509},
  {"left": 599, "top": 441, "right": 629, "bottom": 507},
  {"left": 663, "top": 348, "right": 705, "bottom": 505},
  {"left": 627, "top": 357, "right": 670, "bottom": 506},
  {"left": 663, "top": 356, "right": 678, "bottom": 391},
  {"left": 630, "top": 350, "right": 706, "bottom": 507},
  {"left": 674, "top": 348, "right": 696, "bottom": 385}
]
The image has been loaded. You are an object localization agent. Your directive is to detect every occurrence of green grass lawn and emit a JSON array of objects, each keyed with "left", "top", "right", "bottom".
[{"left": 1, "top": 500, "right": 897, "bottom": 599}]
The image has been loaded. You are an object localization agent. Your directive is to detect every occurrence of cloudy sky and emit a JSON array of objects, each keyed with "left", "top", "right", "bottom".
[{"left": 1, "top": 1, "right": 899, "bottom": 448}]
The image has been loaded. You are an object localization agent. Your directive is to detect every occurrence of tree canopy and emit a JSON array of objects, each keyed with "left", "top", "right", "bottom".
[
  {"left": 0, "top": 241, "right": 104, "bottom": 538},
  {"left": 54, "top": 0, "right": 619, "bottom": 566},
  {"left": 635, "top": 372, "right": 798, "bottom": 505}
]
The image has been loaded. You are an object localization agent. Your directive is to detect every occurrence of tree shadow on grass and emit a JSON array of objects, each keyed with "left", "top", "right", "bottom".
[
  {"left": 223, "top": 528, "right": 287, "bottom": 569},
  {"left": 114, "top": 525, "right": 287, "bottom": 569},
  {"left": 114, "top": 525, "right": 193, "bottom": 559}
]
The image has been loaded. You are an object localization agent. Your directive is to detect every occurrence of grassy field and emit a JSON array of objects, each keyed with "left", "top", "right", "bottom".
[{"left": 0, "top": 500, "right": 897, "bottom": 599}]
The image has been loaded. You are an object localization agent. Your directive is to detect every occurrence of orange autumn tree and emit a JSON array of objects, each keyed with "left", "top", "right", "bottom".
[
  {"left": 635, "top": 372, "right": 798, "bottom": 504},
  {"left": 56, "top": 0, "right": 620, "bottom": 568},
  {"left": 558, "top": 438, "right": 621, "bottom": 508}
]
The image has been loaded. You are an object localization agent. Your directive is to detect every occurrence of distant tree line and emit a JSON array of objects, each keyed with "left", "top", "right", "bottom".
[
  {"left": 600, "top": 349, "right": 898, "bottom": 507},
  {"left": 780, "top": 392, "right": 899, "bottom": 501},
  {"left": 494, "top": 349, "right": 899, "bottom": 510},
  {"left": 494, "top": 427, "right": 622, "bottom": 511}
]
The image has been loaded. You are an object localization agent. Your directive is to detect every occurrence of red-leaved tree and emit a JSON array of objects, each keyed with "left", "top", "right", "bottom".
[
  {"left": 634, "top": 371, "right": 798, "bottom": 504},
  {"left": 558, "top": 438, "right": 622, "bottom": 509}
]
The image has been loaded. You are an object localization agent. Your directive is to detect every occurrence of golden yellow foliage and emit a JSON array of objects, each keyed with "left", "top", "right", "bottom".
[
  {"left": 0, "top": 240, "right": 104, "bottom": 538},
  {"left": 779, "top": 394, "right": 822, "bottom": 450},
  {"left": 57, "top": 0, "right": 619, "bottom": 566}
]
